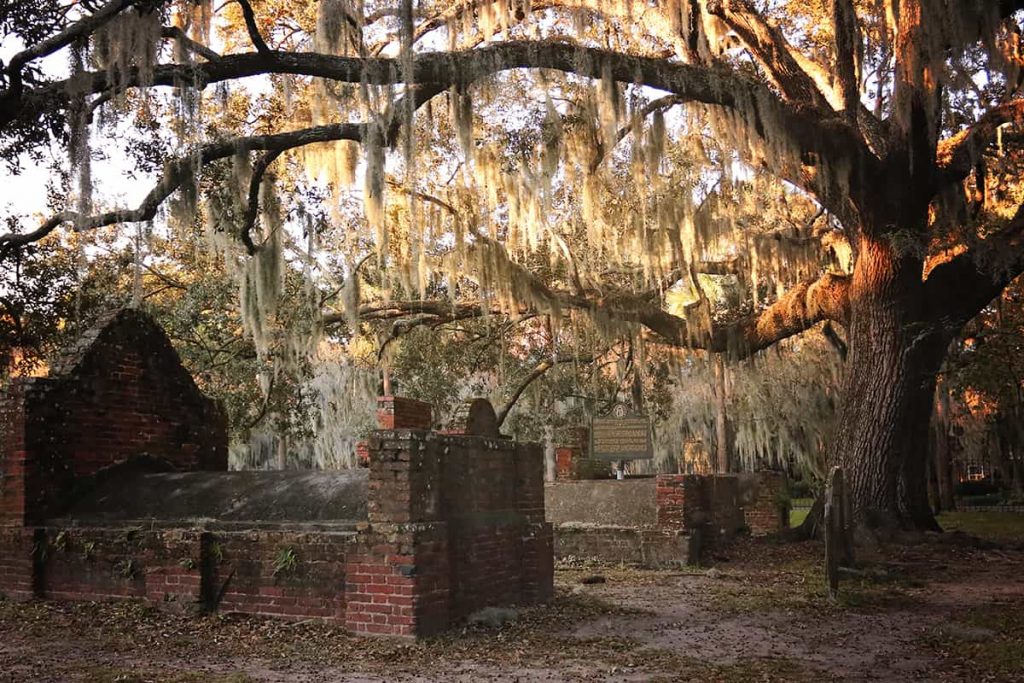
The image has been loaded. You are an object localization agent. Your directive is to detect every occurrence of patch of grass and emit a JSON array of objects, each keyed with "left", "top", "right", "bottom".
[
  {"left": 272, "top": 547, "right": 298, "bottom": 577},
  {"left": 937, "top": 511, "right": 1024, "bottom": 542},
  {"left": 789, "top": 507, "right": 809, "bottom": 527}
]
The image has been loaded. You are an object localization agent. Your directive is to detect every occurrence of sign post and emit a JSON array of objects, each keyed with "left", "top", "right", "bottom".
[{"left": 590, "top": 403, "right": 653, "bottom": 475}]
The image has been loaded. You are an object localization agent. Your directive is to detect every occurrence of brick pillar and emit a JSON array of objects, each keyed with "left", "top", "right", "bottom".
[
  {"left": 0, "top": 385, "right": 29, "bottom": 527},
  {"left": 555, "top": 447, "right": 576, "bottom": 480},
  {"left": 514, "top": 443, "right": 554, "bottom": 603},
  {"left": 0, "top": 379, "right": 65, "bottom": 527},
  {"left": 657, "top": 474, "right": 708, "bottom": 530},
  {"left": 745, "top": 471, "right": 788, "bottom": 535},
  {"left": 656, "top": 474, "right": 687, "bottom": 529},
  {"left": 346, "top": 431, "right": 451, "bottom": 637}
]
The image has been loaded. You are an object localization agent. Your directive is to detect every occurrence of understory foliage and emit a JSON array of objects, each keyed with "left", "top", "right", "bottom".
[{"left": 0, "top": 0, "right": 1022, "bottom": 503}]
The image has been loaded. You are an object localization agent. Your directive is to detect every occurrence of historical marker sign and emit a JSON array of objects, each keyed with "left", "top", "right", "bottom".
[{"left": 590, "top": 403, "right": 653, "bottom": 460}]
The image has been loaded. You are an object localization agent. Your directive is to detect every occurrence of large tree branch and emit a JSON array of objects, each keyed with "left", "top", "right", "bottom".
[
  {"left": 235, "top": 0, "right": 271, "bottom": 54},
  {"left": 495, "top": 352, "right": 599, "bottom": 428},
  {"left": 831, "top": 0, "right": 862, "bottom": 123},
  {"left": 3, "top": 0, "right": 137, "bottom": 90},
  {"left": 160, "top": 26, "right": 222, "bottom": 62},
  {"left": 924, "top": 203, "right": 1024, "bottom": 328},
  {"left": 335, "top": 271, "right": 851, "bottom": 360},
  {"left": 937, "top": 99, "right": 1024, "bottom": 184},
  {"left": 10, "top": 42, "right": 869, "bottom": 182},
  {"left": 0, "top": 122, "right": 364, "bottom": 257},
  {"left": 642, "top": 272, "right": 851, "bottom": 355},
  {"left": 0, "top": 77, "right": 444, "bottom": 255},
  {"left": 706, "top": 0, "right": 833, "bottom": 112}
]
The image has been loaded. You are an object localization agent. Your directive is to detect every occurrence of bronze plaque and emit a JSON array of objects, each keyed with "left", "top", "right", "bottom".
[{"left": 590, "top": 405, "right": 653, "bottom": 460}]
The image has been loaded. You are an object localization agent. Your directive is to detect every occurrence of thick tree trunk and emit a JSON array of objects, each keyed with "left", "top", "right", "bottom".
[
  {"left": 829, "top": 236, "right": 947, "bottom": 532},
  {"left": 932, "top": 388, "right": 955, "bottom": 511}
]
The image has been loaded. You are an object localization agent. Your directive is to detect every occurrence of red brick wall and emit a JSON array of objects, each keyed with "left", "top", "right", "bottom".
[
  {"left": 656, "top": 473, "right": 786, "bottom": 538},
  {"left": 0, "top": 527, "right": 38, "bottom": 599},
  {"left": 376, "top": 396, "right": 433, "bottom": 430},
  {"left": 554, "top": 428, "right": 612, "bottom": 480},
  {"left": 210, "top": 530, "right": 351, "bottom": 621},
  {"left": 744, "top": 471, "right": 788, "bottom": 535},
  {"left": 38, "top": 527, "right": 203, "bottom": 608},
  {"left": 656, "top": 474, "right": 706, "bottom": 529},
  {"left": 0, "top": 310, "right": 228, "bottom": 525},
  {"left": 0, "top": 384, "right": 30, "bottom": 527}
]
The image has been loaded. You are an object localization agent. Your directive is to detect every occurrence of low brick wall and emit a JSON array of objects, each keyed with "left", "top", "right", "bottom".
[
  {"left": 545, "top": 479, "right": 657, "bottom": 527},
  {"left": 554, "top": 525, "right": 696, "bottom": 567},
  {"left": 37, "top": 527, "right": 204, "bottom": 608},
  {"left": 547, "top": 471, "right": 788, "bottom": 566},
  {"left": 210, "top": 528, "right": 354, "bottom": 621}
]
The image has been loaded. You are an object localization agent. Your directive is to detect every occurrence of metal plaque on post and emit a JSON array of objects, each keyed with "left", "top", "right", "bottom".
[{"left": 590, "top": 403, "right": 653, "bottom": 461}]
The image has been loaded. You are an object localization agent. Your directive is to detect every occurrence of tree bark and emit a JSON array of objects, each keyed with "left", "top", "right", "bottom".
[
  {"left": 829, "top": 235, "right": 948, "bottom": 532},
  {"left": 932, "top": 386, "right": 955, "bottom": 511}
]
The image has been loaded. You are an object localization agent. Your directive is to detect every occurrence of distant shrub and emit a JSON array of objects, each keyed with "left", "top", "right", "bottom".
[
  {"left": 955, "top": 480, "right": 999, "bottom": 497},
  {"left": 960, "top": 493, "right": 1005, "bottom": 507},
  {"left": 788, "top": 479, "right": 814, "bottom": 499}
]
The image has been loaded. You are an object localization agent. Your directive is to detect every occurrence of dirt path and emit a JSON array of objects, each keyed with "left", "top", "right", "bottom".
[{"left": 2, "top": 536, "right": 1022, "bottom": 682}]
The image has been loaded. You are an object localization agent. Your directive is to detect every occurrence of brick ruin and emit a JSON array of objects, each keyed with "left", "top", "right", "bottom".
[
  {"left": 0, "top": 310, "right": 553, "bottom": 637},
  {"left": 546, "top": 468, "right": 788, "bottom": 567}
]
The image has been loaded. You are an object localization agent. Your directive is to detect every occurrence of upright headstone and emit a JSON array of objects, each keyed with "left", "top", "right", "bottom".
[
  {"left": 448, "top": 398, "right": 501, "bottom": 437},
  {"left": 824, "top": 465, "right": 848, "bottom": 602}
]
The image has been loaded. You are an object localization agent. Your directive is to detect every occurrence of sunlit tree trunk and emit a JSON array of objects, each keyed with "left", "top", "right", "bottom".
[{"left": 829, "top": 235, "right": 948, "bottom": 532}]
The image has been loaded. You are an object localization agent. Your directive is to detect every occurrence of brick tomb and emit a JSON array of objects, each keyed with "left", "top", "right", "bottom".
[
  {"left": 545, "top": 471, "right": 788, "bottom": 566},
  {"left": 0, "top": 310, "right": 553, "bottom": 637}
]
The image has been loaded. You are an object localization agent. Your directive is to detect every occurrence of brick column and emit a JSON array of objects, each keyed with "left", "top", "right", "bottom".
[
  {"left": 0, "top": 384, "right": 29, "bottom": 527},
  {"left": 656, "top": 474, "right": 709, "bottom": 530},
  {"left": 745, "top": 471, "right": 788, "bottom": 535},
  {"left": 0, "top": 379, "right": 67, "bottom": 527},
  {"left": 346, "top": 431, "right": 451, "bottom": 637},
  {"left": 376, "top": 396, "right": 433, "bottom": 430},
  {"left": 515, "top": 443, "right": 554, "bottom": 603}
]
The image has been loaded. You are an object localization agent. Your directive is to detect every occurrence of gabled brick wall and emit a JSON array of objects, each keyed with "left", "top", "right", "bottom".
[{"left": 0, "top": 310, "right": 227, "bottom": 526}]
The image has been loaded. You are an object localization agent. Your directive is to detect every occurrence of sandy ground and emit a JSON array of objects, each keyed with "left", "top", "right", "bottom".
[{"left": 1, "top": 534, "right": 1022, "bottom": 682}]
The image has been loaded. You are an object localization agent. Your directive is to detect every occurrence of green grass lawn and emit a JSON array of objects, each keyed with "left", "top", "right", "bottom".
[
  {"left": 787, "top": 509, "right": 1024, "bottom": 539},
  {"left": 936, "top": 511, "right": 1024, "bottom": 542}
]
